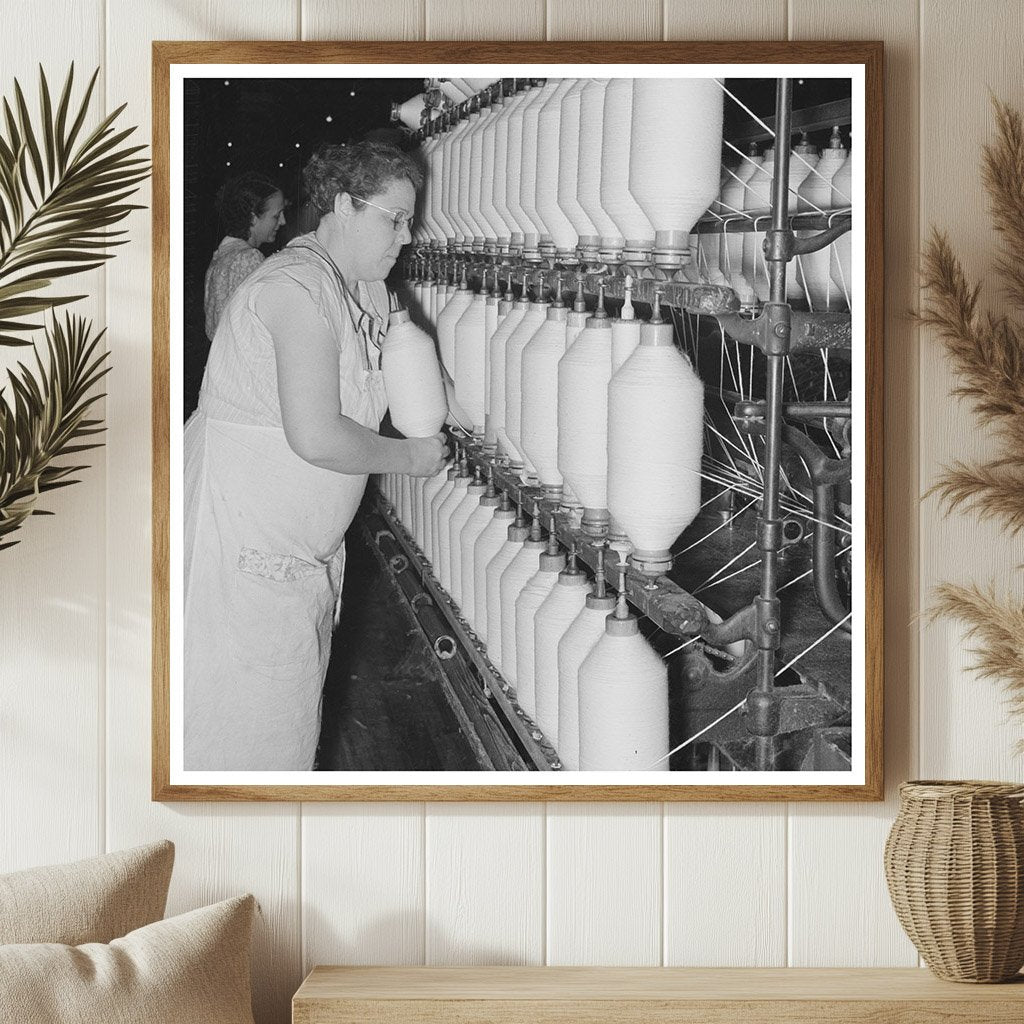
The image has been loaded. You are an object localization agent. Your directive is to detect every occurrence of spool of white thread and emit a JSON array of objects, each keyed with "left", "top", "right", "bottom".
[
  {"left": 514, "top": 542, "right": 566, "bottom": 718},
  {"left": 607, "top": 318, "right": 704, "bottom": 573},
  {"left": 483, "top": 286, "right": 499, "bottom": 429},
  {"left": 457, "top": 113, "right": 481, "bottom": 247},
  {"left": 742, "top": 147, "right": 775, "bottom": 301},
  {"left": 519, "top": 80, "right": 560, "bottom": 254},
  {"left": 463, "top": 78, "right": 497, "bottom": 92},
  {"left": 394, "top": 93, "right": 426, "bottom": 131},
  {"left": 557, "top": 583, "right": 617, "bottom": 770},
  {"left": 432, "top": 132, "right": 456, "bottom": 245},
  {"left": 411, "top": 277, "right": 425, "bottom": 320},
  {"left": 830, "top": 151, "right": 853, "bottom": 307},
  {"left": 492, "top": 89, "right": 528, "bottom": 246},
  {"left": 601, "top": 78, "right": 654, "bottom": 254},
  {"left": 438, "top": 80, "right": 471, "bottom": 102},
  {"left": 434, "top": 280, "right": 452, "bottom": 325},
  {"left": 453, "top": 290, "right": 488, "bottom": 435},
  {"left": 557, "top": 308, "right": 612, "bottom": 534},
  {"left": 485, "top": 287, "right": 514, "bottom": 448},
  {"left": 444, "top": 119, "right": 471, "bottom": 247},
  {"left": 447, "top": 474, "right": 487, "bottom": 607},
  {"left": 419, "top": 137, "right": 442, "bottom": 243},
  {"left": 577, "top": 608, "right": 669, "bottom": 772},
  {"left": 458, "top": 485, "right": 501, "bottom": 629},
  {"left": 478, "top": 103, "right": 504, "bottom": 245},
  {"left": 428, "top": 466, "right": 458, "bottom": 568},
  {"left": 413, "top": 473, "right": 428, "bottom": 546},
  {"left": 490, "top": 292, "right": 530, "bottom": 463},
  {"left": 498, "top": 526, "right": 547, "bottom": 686},
  {"left": 506, "top": 85, "right": 545, "bottom": 248},
  {"left": 719, "top": 145, "right": 762, "bottom": 297},
  {"left": 535, "top": 78, "right": 579, "bottom": 255},
  {"left": 504, "top": 295, "right": 550, "bottom": 478},
  {"left": 473, "top": 497, "right": 517, "bottom": 641},
  {"left": 786, "top": 138, "right": 819, "bottom": 302},
  {"left": 577, "top": 80, "right": 620, "bottom": 249},
  {"left": 610, "top": 313, "right": 641, "bottom": 374},
  {"left": 382, "top": 311, "right": 448, "bottom": 439},
  {"left": 533, "top": 558, "right": 590, "bottom": 749},
  {"left": 401, "top": 472, "right": 415, "bottom": 531},
  {"left": 521, "top": 300, "right": 569, "bottom": 499},
  {"left": 557, "top": 80, "right": 597, "bottom": 249},
  {"left": 797, "top": 127, "right": 847, "bottom": 310},
  {"left": 436, "top": 277, "right": 474, "bottom": 380},
  {"left": 484, "top": 516, "right": 531, "bottom": 671},
  {"left": 630, "top": 79, "right": 723, "bottom": 263},
  {"left": 426, "top": 281, "right": 438, "bottom": 328},
  {"left": 418, "top": 466, "right": 450, "bottom": 551},
  {"left": 435, "top": 467, "right": 472, "bottom": 593},
  {"left": 467, "top": 110, "right": 490, "bottom": 247}
]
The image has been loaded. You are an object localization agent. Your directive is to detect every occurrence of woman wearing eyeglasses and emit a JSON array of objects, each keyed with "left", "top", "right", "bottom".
[{"left": 183, "top": 141, "right": 448, "bottom": 771}]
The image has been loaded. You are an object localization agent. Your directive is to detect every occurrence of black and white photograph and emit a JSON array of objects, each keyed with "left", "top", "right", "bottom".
[{"left": 158, "top": 47, "right": 881, "bottom": 798}]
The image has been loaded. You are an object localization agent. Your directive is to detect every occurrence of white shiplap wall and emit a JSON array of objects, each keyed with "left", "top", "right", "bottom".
[{"left": 2, "top": 3, "right": 1022, "bottom": 1022}]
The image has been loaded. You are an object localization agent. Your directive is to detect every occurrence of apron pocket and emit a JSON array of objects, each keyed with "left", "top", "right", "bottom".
[{"left": 230, "top": 547, "right": 333, "bottom": 670}]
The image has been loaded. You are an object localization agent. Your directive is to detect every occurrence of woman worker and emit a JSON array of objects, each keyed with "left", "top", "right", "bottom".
[
  {"left": 183, "top": 142, "right": 448, "bottom": 770},
  {"left": 204, "top": 172, "right": 288, "bottom": 340}
]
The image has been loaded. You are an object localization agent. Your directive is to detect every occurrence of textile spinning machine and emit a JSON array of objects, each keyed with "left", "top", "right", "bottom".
[{"left": 368, "top": 75, "right": 856, "bottom": 773}]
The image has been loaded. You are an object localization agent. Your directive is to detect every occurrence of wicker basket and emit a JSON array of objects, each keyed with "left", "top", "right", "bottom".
[{"left": 884, "top": 780, "right": 1024, "bottom": 982}]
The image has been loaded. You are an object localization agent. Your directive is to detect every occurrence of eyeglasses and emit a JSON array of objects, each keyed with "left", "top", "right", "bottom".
[{"left": 350, "top": 194, "right": 414, "bottom": 233}]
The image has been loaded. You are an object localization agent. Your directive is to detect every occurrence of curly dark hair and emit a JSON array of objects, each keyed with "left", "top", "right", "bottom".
[
  {"left": 215, "top": 172, "right": 281, "bottom": 239},
  {"left": 302, "top": 141, "right": 424, "bottom": 219}
]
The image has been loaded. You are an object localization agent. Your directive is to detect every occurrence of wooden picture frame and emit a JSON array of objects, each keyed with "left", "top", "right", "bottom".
[{"left": 153, "top": 41, "right": 883, "bottom": 801}]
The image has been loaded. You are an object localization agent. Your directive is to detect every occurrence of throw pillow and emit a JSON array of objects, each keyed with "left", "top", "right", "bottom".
[
  {"left": 0, "top": 893, "right": 256, "bottom": 1024},
  {"left": 0, "top": 839, "right": 174, "bottom": 945}
]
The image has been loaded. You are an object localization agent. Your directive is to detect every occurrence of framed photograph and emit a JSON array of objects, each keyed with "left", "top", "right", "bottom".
[{"left": 153, "top": 41, "right": 883, "bottom": 801}]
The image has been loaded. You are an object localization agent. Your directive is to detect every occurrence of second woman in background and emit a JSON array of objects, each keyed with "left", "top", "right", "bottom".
[{"left": 204, "top": 171, "right": 287, "bottom": 340}]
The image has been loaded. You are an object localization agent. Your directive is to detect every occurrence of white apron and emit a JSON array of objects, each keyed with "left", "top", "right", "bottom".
[{"left": 183, "top": 236, "right": 391, "bottom": 770}]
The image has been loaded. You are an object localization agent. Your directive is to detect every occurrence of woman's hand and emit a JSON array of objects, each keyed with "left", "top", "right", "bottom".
[{"left": 404, "top": 432, "right": 450, "bottom": 477}]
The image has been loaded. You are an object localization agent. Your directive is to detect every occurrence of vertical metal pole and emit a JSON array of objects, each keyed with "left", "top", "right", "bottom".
[{"left": 752, "top": 78, "right": 793, "bottom": 771}]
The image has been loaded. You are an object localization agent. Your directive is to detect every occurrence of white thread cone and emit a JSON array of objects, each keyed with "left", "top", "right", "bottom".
[
  {"left": 533, "top": 569, "right": 590, "bottom": 751},
  {"left": 437, "top": 474, "right": 472, "bottom": 594},
  {"left": 447, "top": 480, "right": 485, "bottom": 606},
  {"left": 453, "top": 292, "right": 488, "bottom": 433},
  {"left": 498, "top": 539, "right": 546, "bottom": 686},
  {"left": 382, "top": 312, "right": 448, "bottom": 438},
  {"left": 472, "top": 504, "right": 517, "bottom": 639},
  {"left": 557, "top": 318, "right": 613, "bottom": 525},
  {"left": 490, "top": 300, "right": 529, "bottom": 462},
  {"left": 504, "top": 300, "right": 549, "bottom": 475},
  {"left": 607, "top": 325, "right": 704, "bottom": 571},
  {"left": 557, "top": 598, "right": 615, "bottom": 770},
  {"left": 521, "top": 308, "right": 569, "bottom": 492},
  {"left": 423, "top": 467, "right": 454, "bottom": 560},
  {"left": 578, "top": 623, "right": 669, "bottom": 771},
  {"left": 514, "top": 551, "right": 566, "bottom": 719},
  {"left": 484, "top": 528, "right": 531, "bottom": 671},
  {"left": 457, "top": 490, "right": 498, "bottom": 623}
]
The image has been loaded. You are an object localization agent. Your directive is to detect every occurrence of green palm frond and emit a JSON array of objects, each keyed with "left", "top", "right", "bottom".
[
  {"left": 0, "top": 312, "right": 110, "bottom": 549},
  {"left": 0, "top": 64, "right": 149, "bottom": 347}
]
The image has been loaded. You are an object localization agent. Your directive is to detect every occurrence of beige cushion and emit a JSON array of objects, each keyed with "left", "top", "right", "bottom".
[
  {"left": 0, "top": 840, "right": 174, "bottom": 945},
  {"left": 0, "top": 894, "right": 256, "bottom": 1024}
]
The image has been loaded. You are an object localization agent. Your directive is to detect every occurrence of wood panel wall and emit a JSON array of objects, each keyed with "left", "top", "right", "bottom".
[{"left": 3, "top": 3, "right": 1021, "bottom": 1022}]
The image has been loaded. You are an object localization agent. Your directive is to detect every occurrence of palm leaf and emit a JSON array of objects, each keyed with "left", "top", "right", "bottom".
[
  {"left": 0, "top": 313, "right": 110, "bottom": 547},
  {"left": 0, "top": 64, "right": 149, "bottom": 346}
]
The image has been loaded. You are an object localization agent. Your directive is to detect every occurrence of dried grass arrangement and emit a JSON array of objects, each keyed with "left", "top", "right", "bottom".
[
  {"left": 0, "top": 66, "right": 149, "bottom": 550},
  {"left": 918, "top": 97, "right": 1024, "bottom": 736}
]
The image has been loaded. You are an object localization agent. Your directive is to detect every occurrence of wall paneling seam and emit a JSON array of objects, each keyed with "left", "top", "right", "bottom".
[
  {"left": 914, "top": 0, "right": 922, "bottom": 970},
  {"left": 100, "top": 0, "right": 109, "bottom": 860}
]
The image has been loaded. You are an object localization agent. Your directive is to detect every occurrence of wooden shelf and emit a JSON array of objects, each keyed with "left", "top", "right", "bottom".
[{"left": 293, "top": 966, "right": 1024, "bottom": 1023}]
